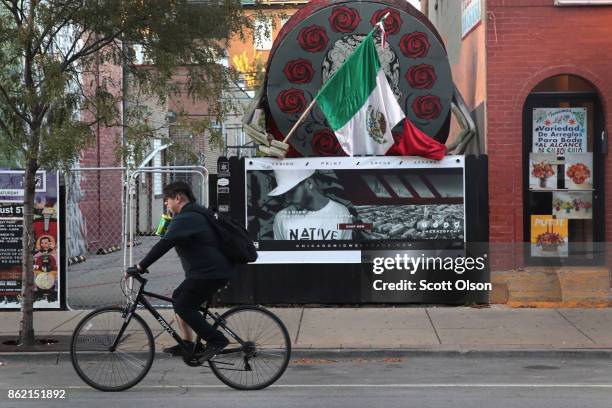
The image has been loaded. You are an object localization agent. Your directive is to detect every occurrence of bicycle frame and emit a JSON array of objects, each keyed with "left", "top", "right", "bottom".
[{"left": 111, "top": 274, "right": 246, "bottom": 357}]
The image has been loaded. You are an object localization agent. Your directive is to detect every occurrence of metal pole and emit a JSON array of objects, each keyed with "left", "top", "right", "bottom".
[{"left": 130, "top": 168, "right": 209, "bottom": 206}]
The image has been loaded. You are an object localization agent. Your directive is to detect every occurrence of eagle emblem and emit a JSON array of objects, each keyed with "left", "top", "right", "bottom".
[{"left": 366, "top": 106, "right": 388, "bottom": 145}]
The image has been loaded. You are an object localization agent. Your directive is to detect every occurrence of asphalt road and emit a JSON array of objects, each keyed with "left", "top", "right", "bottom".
[{"left": 1, "top": 354, "right": 611, "bottom": 408}]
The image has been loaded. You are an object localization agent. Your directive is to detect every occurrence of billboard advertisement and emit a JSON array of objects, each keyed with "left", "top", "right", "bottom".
[
  {"left": 245, "top": 156, "right": 465, "bottom": 263},
  {"left": 0, "top": 170, "right": 61, "bottom": 309}
]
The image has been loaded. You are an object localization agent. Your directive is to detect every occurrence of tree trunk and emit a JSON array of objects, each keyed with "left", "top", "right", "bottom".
[{"left": 19, "top": 159, "right": 38, "bottom": 346}]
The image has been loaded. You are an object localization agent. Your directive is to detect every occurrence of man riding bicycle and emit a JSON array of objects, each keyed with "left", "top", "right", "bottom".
[{"left": 126, "top": 181, "right": 234, "bottom": 361}]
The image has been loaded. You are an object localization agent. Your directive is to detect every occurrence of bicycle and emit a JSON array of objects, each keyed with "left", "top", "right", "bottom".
[{"left": 70, "top": 271, "right": 291, "bottom": 392}]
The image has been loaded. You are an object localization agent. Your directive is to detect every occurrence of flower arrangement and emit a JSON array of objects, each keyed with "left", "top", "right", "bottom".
[
  {"left": 532, "top": 161, "right": 555, "bottom": 188},
  {"left": 561, "top": 202, "right": 574, "bottom": 213},
  {"left": 566, "top": 163, "right": 591, "bottom": 185},
  {"left": 536, "top": 229, "right": 565, "bottom": 252}
]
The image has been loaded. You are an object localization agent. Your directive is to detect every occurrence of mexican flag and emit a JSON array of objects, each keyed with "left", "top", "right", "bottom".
[{"left": 316, "top": 31, "right": 405, "bottom": 156}]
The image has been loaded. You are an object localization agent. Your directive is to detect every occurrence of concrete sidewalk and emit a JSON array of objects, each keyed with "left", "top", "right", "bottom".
[{"left": 2, "top": 305, "right": 612, "bottom": 353}]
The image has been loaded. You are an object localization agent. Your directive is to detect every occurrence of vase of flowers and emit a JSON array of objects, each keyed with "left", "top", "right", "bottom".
[
  {"left": 561, "top": 202, "right": 573, "bottom": 214},
  {"left": 532, "top": 161, "right": 555, "bottom": 188}
]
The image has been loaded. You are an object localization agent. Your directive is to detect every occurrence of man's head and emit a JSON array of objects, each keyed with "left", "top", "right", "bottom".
[
  {"left": 39, "top": 237, "right": 51, "bottom": 251},
  {"left": 268, "top": 170, "right": 318, "bottom": 209},
  {"left": 163, "top": 181, "right": 196, "bottom": 215}
]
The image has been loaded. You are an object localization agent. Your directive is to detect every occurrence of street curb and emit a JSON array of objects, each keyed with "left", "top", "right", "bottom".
[
  {"left": 2, "top": 348, "right": 612, "bottom": 361},
  {"left": 288, "top": 348, "right": 612, "bottom": 359}
]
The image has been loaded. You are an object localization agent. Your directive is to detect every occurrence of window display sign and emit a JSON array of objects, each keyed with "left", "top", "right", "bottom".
[
  {"left": 245, "top": 156, "right": 465, "bottom": 263},
  {"left": 529, "top": 153, "right": 561, "bottom": 190},
  {"left": 552, "top": 192, "right": 592, "bottom": 220},
  {"left": 532, "top": 107, "right": 587, "bottom": 154},
  {"left": 0, "top": 170, "right": 60, "bottom": 309},
  {"left": 530, "top": 215, "right": 568, "bottom": 258},
  {"left": 564, "top": 153, "right": 593, "bottom": 190}
]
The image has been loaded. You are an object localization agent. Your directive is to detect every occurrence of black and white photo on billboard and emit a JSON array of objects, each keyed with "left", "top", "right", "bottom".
[{"left": 245, "top": 157, "right": 465, "bottom": 260}]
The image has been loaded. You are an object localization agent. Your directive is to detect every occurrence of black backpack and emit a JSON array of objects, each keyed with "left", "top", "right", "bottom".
[{"left": 187, "top": 206, "right": 258, "bottom": 264}]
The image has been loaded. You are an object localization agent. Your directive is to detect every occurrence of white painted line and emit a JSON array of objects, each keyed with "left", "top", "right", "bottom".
[{"left": 62, "top": 383, "right": 612, "bottom": 390}]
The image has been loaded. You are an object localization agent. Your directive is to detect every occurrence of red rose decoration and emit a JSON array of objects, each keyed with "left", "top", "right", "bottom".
[
  {"left": 329, "top": 5, "right": 361, "bottom": 33},
  {"left": 276, "top": 89, "right": 307, "bottom": 115},
  {"left": 399, "top": 31, "right": 431, "bottom": 58},
  {"left": 283, "top": 59, "right": 315, "bottom": 84},
  {"left": 406, "top": 64, "right": 437, "bottom": 89},
  {"left": 370, "top": 8, "right": 402, "bottom": 35},
  {"left": 311, "top": 129, "right": 344, "bottom": 156},
  {"left": 298, "top": 25, "right": 328, "bottom": 53},
  {"left": 411, "top": 95, "right": 442, "bottom": 120}
]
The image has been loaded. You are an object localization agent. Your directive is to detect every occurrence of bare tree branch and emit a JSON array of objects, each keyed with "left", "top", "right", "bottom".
[
  {"left": 57, "top": 26, "right": 88, "bottom": 68},
  {"left": 36, "top": 0, "right": 84, "bottom": 57},
  {"left": 61, "top": 30, "right": 125, "bottom": 72},
  {"left": 0, "top": 0, "right": 24, "bottom": 25}
]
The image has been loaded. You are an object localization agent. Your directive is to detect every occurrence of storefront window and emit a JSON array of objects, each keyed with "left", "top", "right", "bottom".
[{"left": 523, "top": 75, "right": 604, "bottom": 265}]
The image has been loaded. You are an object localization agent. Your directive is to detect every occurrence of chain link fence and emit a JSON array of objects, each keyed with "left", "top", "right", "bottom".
[{"left": 66, "top": 166, "right": 208, "bottom": 309}]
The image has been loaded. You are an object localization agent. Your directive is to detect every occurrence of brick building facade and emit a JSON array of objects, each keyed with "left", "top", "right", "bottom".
[
  {"left": 426, "top": 0, "right": 612, "bottom": 306},
  {"left": 76, "top": 62, "right": 124, "bottom": 253}
]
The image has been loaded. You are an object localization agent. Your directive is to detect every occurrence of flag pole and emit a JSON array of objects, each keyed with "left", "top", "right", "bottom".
[
  {"left": 268, "top": 12, "right": 391, "bottom": 158},
  {"left": 282, "top": 97, "right": 317, "bottom": 144}
]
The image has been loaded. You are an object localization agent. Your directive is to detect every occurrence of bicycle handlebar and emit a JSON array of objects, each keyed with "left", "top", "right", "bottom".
[{"left": 126, "top": 268, "right": 148, "bottom": 284}]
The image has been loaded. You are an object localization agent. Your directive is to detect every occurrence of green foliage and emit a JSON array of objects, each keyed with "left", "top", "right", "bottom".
[
  {"left": 0, "top": 0, "right": 266, "bottom": 345},
  {"left": 0, "top": 0, "right": 252, "bottom": 170}
]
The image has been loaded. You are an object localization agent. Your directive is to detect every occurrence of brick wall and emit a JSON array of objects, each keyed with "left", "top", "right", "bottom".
[
  {"left": 486, "top": 0, "right": 612, "bottom": 270},
  {"left": 78, "top": 61, "right": 124, "bottom": 252}
]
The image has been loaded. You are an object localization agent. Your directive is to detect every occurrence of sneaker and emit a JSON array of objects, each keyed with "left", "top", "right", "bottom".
[
  {"left": 196, "top": 337, "right": 229, "bottom": 361},
  {"left": 163, "top": 341, "right": 204, "bottom": 357},
  {"left": 162, "top": 343, "right": 183, "bottom": 357}
]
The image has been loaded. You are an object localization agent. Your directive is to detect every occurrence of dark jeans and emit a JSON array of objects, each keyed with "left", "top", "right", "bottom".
[{"left": 172, "top": 278, "right": 228, "bottom": 345}]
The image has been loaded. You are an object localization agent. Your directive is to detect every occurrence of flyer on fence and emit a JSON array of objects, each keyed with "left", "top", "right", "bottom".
[{"left": 0, "top": 170, "right": 61, "bottom": 309}]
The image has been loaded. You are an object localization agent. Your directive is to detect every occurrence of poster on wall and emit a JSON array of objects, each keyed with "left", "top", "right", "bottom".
[
  {"left": 552, "top": 191, "right": 593, "bottom": 219},
  {"left": 564, "top": 153, "right": 593, "bottom": 190},
  {"left": 530, "top": 215, "right": 568, "bottom": 258},
  {"left": 532, "top": 107, "right": 587, "bottom": 155},
  {"left": 529, "top": 153, "right": 561, "bottom": 190},
  {"left": 245, "top": 156, "right": 465, "bottom": 263},
  {"left": 0, "top": 170, "right": 60, "bottom": 309}
]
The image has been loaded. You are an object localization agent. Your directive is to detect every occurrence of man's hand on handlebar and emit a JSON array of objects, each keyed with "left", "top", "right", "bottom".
[{"left": 125, "top": 265, "right": 148, "bottom": 278}]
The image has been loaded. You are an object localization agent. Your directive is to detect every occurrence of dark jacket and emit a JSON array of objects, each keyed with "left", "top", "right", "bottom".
[{"left": 138, "top": 202, "right": 235, "bottom": 280}]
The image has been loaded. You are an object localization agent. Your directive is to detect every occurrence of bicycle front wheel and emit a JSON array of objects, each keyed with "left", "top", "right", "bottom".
[
  {"left": 70, "top": 306, "right": 155, "bottom": 391},
  {"left": 210, "top": 305, "right": 291, "bottom": 390}
]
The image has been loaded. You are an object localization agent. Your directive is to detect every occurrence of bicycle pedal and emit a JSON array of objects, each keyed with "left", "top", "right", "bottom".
[{"left": 182, "top": 354, "right": 203, "bottom": 367}]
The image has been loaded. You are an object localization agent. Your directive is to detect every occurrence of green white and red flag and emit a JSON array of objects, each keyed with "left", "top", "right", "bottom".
[{"left": 315, "top": 31, "right": 405, "bottom": 156}]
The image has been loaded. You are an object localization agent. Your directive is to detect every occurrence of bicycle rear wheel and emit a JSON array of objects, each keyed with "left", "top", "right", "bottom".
[
  {"left": 70, "top": 306, "right": 155, "bottom": 391},
  {"left": 209, "top": 305, "right": 291, "bottom": 390}
]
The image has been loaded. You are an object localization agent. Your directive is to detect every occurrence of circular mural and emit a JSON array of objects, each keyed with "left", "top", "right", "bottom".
[{"left": 265, "top": 0, "right": 453, "bottom": 157}]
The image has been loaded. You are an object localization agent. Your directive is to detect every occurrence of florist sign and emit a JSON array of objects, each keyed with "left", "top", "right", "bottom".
[{"left": 532, "top": 107, "right": 587, "bottom": 155}]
